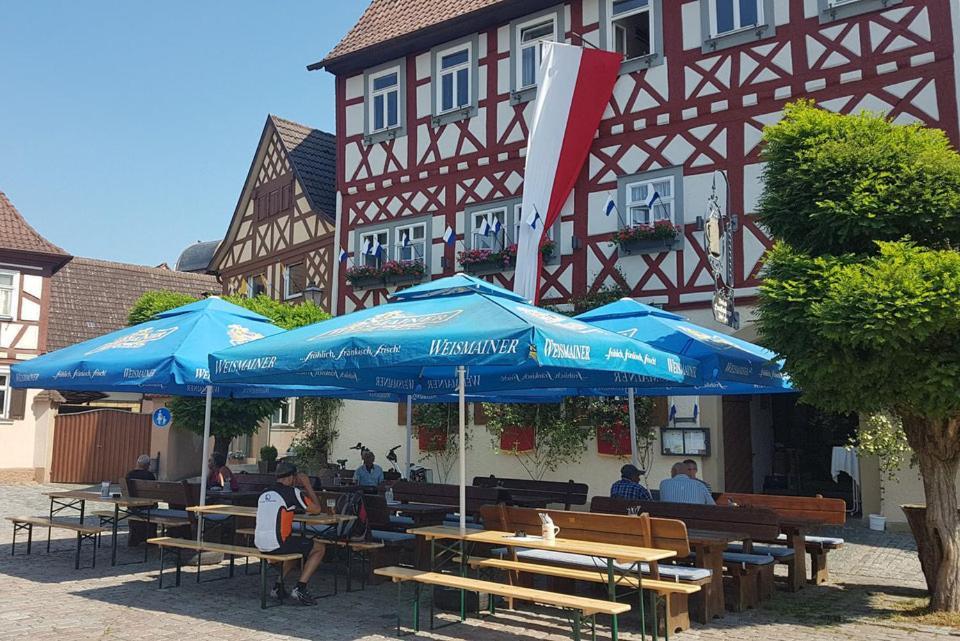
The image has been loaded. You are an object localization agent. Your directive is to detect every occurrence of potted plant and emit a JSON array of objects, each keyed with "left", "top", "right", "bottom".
[
  {"left": 611, "top": 220, "right": 681, "bottom": 254},
  {"left": 540, "top": 239, "right": 557, "bottom": 261},
  {"left": 345, "top": 264, "right": 384, "bottom": 288},
  {"left": 258, "top": 444, "right": 278, "bottom": 473},
  {"left": 381, "top": 259, "right": 425, "bottom": 286}
]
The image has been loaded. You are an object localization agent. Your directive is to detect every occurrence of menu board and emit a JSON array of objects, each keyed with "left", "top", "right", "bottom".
[{"left": 660, "top": 427, "right": 711, "bottom": 457}]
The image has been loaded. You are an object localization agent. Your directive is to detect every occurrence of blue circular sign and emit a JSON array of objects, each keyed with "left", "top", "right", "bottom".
[{"left": 152, "top": 408, "right": 172, "bottom": 428}]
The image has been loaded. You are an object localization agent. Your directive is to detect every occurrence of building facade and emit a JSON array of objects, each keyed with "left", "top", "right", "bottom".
[{"left": 308, "top": 0, "right": 960, "bottom": 523}]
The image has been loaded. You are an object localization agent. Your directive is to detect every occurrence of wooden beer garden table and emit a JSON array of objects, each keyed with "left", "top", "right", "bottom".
[
  {"left": 45, "top": 490, "right": 157, "bottom": 566},
  {"left": 686, "top": 529, "right": 742, "bottom": 621},
  {"left": 187, "top": 503, "right": 354, "bottom": 530}
]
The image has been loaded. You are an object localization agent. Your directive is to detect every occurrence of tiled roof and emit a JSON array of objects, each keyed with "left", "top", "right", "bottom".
[
  {"left": 47, "top": 257, "right": 219, "bottom": 351},
  {"left": 270, "top": 115, "right": 337, "bottom": 218},
  {"left": 175, "top": 240, "right": 220, "bottom": 273},
  {"left": 0, "top": 192, "right": 70, "bottom": 259},
  {"left": 318, "top": 0, "right": 507, "bottom": 67}
]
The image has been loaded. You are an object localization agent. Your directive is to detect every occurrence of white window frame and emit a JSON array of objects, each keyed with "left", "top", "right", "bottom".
[
  {"left": 708, "top": 0, "right": 763, "bottom": 37},
  {"left": 471, "top": 207, "right": 509, "bottom": 251},
  {"left": 368, "top": 66, "right": 401, "bottom": 134},
  {"left": 515, "top": 15, "right": 557, "bottom": 90},
  {"left": 0, "top": 270, "right": 18, "bottom": 320},
  {"left": 435, "top": 43, "right": 472, "bottom": 115},
  {"left": 818, "top": 0, "right": 900, "bottom": 22},
  {"left": 394, "top": 222, "right": 427, "bottom": 264},
  {"left": 624, "top": 175, "right": 676, "bottom": 227},
  {"left": 246, "top": 274, "right": 267, "bottom": 298},
  {"left": 271, "top": 398, "right": 294, "bottom": 427},
  {"left": 0, "top": 368, "right": 10, "bottom": 420},
  {"left": 610, "top": 0, "right": 655, "bottom": 62},
  {"left": 283, "top": 263, "right": 306, "bottom": 300},
  {"left": 359, "top": 228, "right": 390, "bottom": 268}
]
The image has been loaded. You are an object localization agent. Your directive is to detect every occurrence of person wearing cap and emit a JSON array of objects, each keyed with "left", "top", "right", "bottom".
[
  {"left": 610, "top": 463, "right": 652, "bottom": 501},
  {"left": 254, "top": 461, "right": 327, "bottom": 605},
  {"left": 125, "top": 455, "right": 156, "bottom": 546}
]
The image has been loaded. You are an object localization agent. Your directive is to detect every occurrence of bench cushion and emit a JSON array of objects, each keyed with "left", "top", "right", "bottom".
[
  {"left": 371, "top": 529, "right": 415, "bottom": 543},
  {"left": 145, "top": 508, "right": 188, "bottom": 519},
  {"left": 722, "top": 552, "right": 775, "bottom": 566},
  {"left": 495, "top": 547, "right": 712, "bottom": 582},
  {"left": 775, "top": 533, "right": 845, "bottom": 547},
  {"left": 727, "top": 543, "right": 795, "bottom": 559},
  {"left": 442, "top": 519, "right": 484, "bottom": 530},
  {"left": 389, "top": 515, "right": 416, "bottom": 527}
]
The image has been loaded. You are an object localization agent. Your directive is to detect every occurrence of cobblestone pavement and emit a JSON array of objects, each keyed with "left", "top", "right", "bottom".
[{"left": 0, "top": 483, "right": 955, "bottom": 641}]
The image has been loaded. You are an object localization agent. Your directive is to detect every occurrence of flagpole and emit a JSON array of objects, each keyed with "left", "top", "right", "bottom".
[
  {"left": 457, "top": 366, "right": 466, "bottom": 534},
  {"left": 197, "top": 384, "right": 213, "bottom": 544},
  {"left": 404, "top": 395, "right": 413, "bottom": 480},
  {"left": 628, "top": 387, "right": 639, "bottom": 469}
]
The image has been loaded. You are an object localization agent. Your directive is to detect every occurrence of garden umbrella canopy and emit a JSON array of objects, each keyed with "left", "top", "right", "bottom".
[
  {"left": 576, "top": 298, "right": 792, "bottom": 391},
  {"left": 208, "top": 275, "right": 693, "bottom": 393}
]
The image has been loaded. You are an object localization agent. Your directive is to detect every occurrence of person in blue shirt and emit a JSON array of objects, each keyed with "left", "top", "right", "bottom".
[
  {"left": 610, "top": 463, "right": 652, "bottom": 501},
  {"left": 660, "top": 462, "right": 716, "bottom": 505},
  {"left": 354, "top": 449, "right": 385, "bottom": 487}
]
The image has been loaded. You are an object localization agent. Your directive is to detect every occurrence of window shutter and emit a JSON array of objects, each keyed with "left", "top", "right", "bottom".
[
  {"left": 473, "top": 403, "right": 488, "bottom": 425},
  {"left": 651, "top": 397, "right": 669, "bottom": 425},
  {"left": 397, "top": 402, "right": 406, "bottom": 426},
  {"left": 9, "top": 388, "right": 27, "bottom": 420}
]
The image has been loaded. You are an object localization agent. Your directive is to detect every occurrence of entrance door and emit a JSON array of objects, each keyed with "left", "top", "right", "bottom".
[
  {"left": 51, "top": 409, "right": 151, "bottom": 483},
  {"left": 722, "top": 396, "right": 754, "bottom": 493}
]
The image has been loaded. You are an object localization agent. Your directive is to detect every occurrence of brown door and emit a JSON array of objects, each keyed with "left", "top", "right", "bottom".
[
  {"left": 722, "top": 397, "right": 754, "bottom": 493},
  {"left": 51, "top": 410, "right": 151, "bottom": 484}
]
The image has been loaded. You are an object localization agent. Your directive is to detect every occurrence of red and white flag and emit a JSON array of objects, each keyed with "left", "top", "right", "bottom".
[{"left": 513, "top": 42, "right": 621, "bottom": 303}]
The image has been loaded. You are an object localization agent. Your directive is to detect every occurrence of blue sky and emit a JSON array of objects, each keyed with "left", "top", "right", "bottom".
[{"left": 0, "top": 1, "right": 368, "bottom": 266}]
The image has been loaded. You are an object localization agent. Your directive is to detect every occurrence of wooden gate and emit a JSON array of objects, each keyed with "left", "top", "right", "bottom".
[
  {"left": 722, "top": 396, "right": 755, "bottom": 493},
  {"left": 50, "top": 410, "right": 151, "bottom": 484}
]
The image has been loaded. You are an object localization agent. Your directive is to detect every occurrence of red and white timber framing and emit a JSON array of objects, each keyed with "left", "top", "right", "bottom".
[{"left": 333, "top": 0, "right": 959, "bottom": 315}]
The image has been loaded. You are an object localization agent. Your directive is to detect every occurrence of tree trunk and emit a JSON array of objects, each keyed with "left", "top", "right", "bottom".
[
  {"left": 902, "top": 414, "right": 960, "bottom": 612},
  {"left": 213, "top": 436, "right": 231, "bottom": 458}
]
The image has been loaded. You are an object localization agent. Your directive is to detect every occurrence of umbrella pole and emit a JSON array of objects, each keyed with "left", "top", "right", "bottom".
[
  {"left": 197, "top": 384, "right": 213, "bottom": 544},
  {"left": 457, "top": 366, "right": 466, "bottom": 533},
  {"left": 628, "top": 387, "right": 639, "bottom": 470},
  {"left": 405, "top": 395, "right": 413, "bottom": 480}
]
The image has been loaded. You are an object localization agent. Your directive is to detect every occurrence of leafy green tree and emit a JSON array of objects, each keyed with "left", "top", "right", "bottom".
[
  {"left": 412, "top": 402, "right": 471, "bottom": 483},
  {"left": 291, "top": 398, "right": 343, "bottom": 471},
  {"left": 126, "top": 293, "right": 331, "bottom": 456},
  {"left": 755, "top": 101, "right": 960, "bottom": 611},
  {"left": 483, "top": 402, "right": 591, "bottom": 480}
]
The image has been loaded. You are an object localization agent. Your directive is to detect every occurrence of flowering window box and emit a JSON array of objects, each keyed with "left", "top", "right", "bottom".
[
  {"left": 613, "top": 221, "right": 682, "bottom": 255},
  {"left": 345, "top": 265, "right": 384, "bottom": 289},
  {"left": 458, "top": 248, "right": 513, "bottom": 275},
  {"left": 382, "top": 260, "right": 425, "bottom": 286}
]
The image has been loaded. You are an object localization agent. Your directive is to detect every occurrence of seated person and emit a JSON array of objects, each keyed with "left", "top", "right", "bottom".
[
  {"left": 610, "top": 463, "right": 652, "bottom": 501},
  {"left": 660, "top": 462, "right": 716, "bottom": 505},
  {"left": 354, "top": 449, "right": 384, "bottom": 488},
  {"left": 206, "top": 452, "right": 237, "bottom": 490},
  {"left": 125, "top": 454, "right": 156, "bottom": 546},
  {"left": 683, "top": 458, "right": 712, "bottom": 491},
  {"left": 255, "top": 462, "right": 327, "bottom": 605}
]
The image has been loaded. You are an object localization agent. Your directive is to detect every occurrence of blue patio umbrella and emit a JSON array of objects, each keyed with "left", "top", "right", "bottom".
[{"left": 210, "top": 274, "right": 694, "bottom": 528}]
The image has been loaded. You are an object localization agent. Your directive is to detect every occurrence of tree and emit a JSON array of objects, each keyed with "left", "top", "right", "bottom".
[
  {"left": 483, "top": 402, "right": 591, "bottom": 480},
  {"left": 412, "top": 402, "right": 471, "bottom": 483},
  {"left": 755, "top": 101, "right": 960, "bottom": 611},
  {"left": 126, "top": 293, "right": 331, "bottom": 456},
  {"left": 291, "top": 398, "right": 343, "bottom": 471}
]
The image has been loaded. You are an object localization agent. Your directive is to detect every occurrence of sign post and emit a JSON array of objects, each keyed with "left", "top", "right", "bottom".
[{"left": 705, "top": 171, "right": 740, "bottom": 330}]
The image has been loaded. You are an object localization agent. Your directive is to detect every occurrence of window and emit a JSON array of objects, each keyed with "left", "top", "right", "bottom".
[
  {"left": 709, "top": 0, "right": 761, "bottom": 36},
  {"left": 472, "top": 208, "right": 508, "bottom": 251},
  {"left": 395, "top": 223, "right": 426, "bottom": 263},
  {"left": 360, "top": 229, "right": 389, "bottom": 268},
  {"left": 271, "top": 398, "right": 294, "bottom": 426},
  {"left": 284, "top": 263, "right": 306, "bottom": 299},
  {"left": 0, "top": 271, "right": 14, "bottom": 319},
  {"left": 254, "top": 176, "right": 294, "bottom": 220},
  {"left": 517, "top": 16, "right": 557, "bottom": 90},
  {"left": 625, "top": 176, "right": 675, "bottom": 226},
  {"left": 247, "top": 274, "right": 267, "bottom": 298},
  {"left": 436, "top": 45, "right": 471, "bottom": 114},
  {"left": 817, "top": 0, "right": 900, "bottom": 22},
  {"left": 369, "top": 67, "right": 400, "bottom": 133},
  {"left": 612, "top": 0, "right": 653, "bottom": 61},
  {"left": 0, "top": 370, "right": 8, "bottom": 420}
]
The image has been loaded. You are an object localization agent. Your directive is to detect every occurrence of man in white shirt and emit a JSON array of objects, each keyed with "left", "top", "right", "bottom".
[
  {"left": 355, "top": 450, "right": 384, "bottom": 487},
  {"left": 659, "top": 462, "right": 716, "bottom": 505}
]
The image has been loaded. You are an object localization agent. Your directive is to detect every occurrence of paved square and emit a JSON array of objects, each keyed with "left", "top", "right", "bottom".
[{"left": 0, "top": 483, "right": 951, "bottom": 641}]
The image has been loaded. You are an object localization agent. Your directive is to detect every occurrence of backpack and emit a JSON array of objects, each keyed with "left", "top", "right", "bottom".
[{"left": 333, "top": 491, "right": 369, "bottom": 541}]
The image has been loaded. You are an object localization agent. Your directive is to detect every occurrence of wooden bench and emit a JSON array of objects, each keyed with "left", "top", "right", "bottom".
[
  {"left": 374, "top": 565, "right": 630, "bottom": 641},
  {"left": 473, "top": 476, "right": 589, "bottom": 511},
  {"left": 591, "top": 496, "right": 786, "bottom": 608},
  {"left": 717, "top": 493, "right": 846, "bottom": 587},
  {"left": 482, "top": 505, "right": 707, "bottom": 633},
  {"left": 6, "top": 516, "right": 107, "bottom": 569},
  {"left": 147, "top": 537, "right": 303, "bottom": 608},
  {"left": 391, "top": 481, "right": 502, "bottom": 520}
]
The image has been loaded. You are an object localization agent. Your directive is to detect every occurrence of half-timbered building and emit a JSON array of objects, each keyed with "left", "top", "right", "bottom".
[
  {"left": 310, "top": 0, "right": 960, "bottom": 523},
  {"left": 0, "top": 192, "right": 71, "bottom": 480},
  {"left": 210, "top": 114, "right": 338, "bottom": 312}
]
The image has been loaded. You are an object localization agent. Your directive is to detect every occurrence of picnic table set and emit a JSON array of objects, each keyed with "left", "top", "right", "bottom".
[{"left": 6, "top": 274, "right": 816, "bottom": 640}]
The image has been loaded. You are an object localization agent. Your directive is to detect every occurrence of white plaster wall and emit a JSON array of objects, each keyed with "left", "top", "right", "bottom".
[{"left": 0, "top": 388, "right": 42, "bottom": 472}]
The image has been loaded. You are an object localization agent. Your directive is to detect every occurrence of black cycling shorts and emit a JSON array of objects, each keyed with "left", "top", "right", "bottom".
[{"left": 270, "top": 535, "right": 314, "bottom": 556}]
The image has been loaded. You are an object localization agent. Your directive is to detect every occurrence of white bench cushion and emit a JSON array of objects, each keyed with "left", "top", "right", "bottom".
[
  {"left": 727, "top": 543, "right": 795, "bottom": 559},
  {"left": 493, "top": 547, "right": 712, "bottom": 582},
  {"left": 723, "top": 552, "right": 775, "bottom": 566}
]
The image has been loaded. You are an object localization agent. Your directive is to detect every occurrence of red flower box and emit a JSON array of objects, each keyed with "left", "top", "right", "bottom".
[
  {"left": 417, "top": 427, "right": 447, "bottom": 452},
  {"left": 597, "top": 423, "right": 631, "bottom": 456},
  {"left": 499, "top": 425, "right": 535, "bottom": 452}
]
